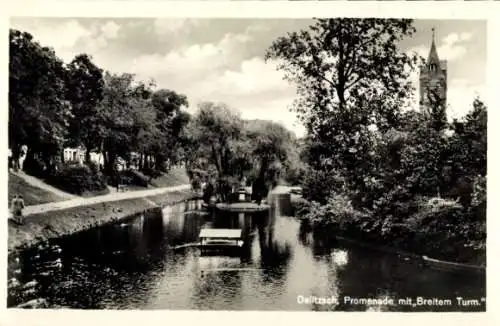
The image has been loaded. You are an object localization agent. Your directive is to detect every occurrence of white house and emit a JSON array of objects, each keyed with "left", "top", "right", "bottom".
[
  {"left": 63, "top": 147, "right": 104, "bottom": 166},
  {"left": 63, "top": 147, "right": 85, "bottom": 164}
]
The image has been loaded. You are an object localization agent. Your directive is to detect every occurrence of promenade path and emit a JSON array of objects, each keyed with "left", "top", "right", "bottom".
[{"left": 9, "top": 183, "right": 191, "bottom": 218}]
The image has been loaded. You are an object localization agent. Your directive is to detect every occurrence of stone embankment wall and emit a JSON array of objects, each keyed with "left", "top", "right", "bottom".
[{"left": 8, "top": 190, "right": 198, "bottom": 254}]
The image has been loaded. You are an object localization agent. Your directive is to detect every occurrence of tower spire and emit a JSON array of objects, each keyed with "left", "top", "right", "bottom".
[{"left": 427, "top": 27, "right": 440, "bottom": 68}]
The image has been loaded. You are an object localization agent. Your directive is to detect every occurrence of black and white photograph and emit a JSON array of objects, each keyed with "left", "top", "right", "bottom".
[{"left": 6, "top": 12, "right": 489, "bottom": 313}]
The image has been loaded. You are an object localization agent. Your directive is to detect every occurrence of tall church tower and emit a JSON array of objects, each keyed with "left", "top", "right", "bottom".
[{"left": 419, "top": 28, "right": 447, "bottom": 115}]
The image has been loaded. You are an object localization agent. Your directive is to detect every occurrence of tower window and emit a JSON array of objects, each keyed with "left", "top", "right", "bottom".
[{"left": 430, "top": 63, "right": 436, "bottom": 72}]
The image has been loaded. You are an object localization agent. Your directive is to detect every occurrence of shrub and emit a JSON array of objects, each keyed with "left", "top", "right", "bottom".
[
  {"left": 191, "top": 175, "right": 202, "bottom": 192},
  {"left": 371, "top": 184, "right": 420, "bottom": 223},
  {"left": 291, "top": 196, "right": 311, "bottom": 217},
  {"left": 406, "top": 198, "right": 480, "bottom": 261},
  {"left": 23, "top": 156, "right": 48, "bottom": 178},
  {"left": 304, "top": 194, "right": 371, "bottom": 234},
  {"left": 470, "top": 175, "right": 486, "bottom": 221},
  {"left": 87, "top": 161, "right": 102, "bottom": 174},
  {"left": 302, "top": 168, "right": 346, "bottom": 204},
  {"left": 48, "top": 163, "right": 107, "bottom": 195},
  {"left": 119, "top": 169, "right": 150, "bottom": 187}
]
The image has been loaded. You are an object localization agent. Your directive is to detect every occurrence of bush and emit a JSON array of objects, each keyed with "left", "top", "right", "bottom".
[
  {"left": 48, "top": 163, "right": 108, "bottom": 195},
  {"left": 405, "top": 198, "right": 484, "bottom": 261},
  {"left": 291, "top": 196, "right": 311, "bottom": 217},
  {"left": 191, "top": 175, "right": 202, "bottom": 192},
  {"left": 304, "top": 194, "right": 372, "bottom": 234},
  {"left": 470, "top": 175, "right": 486, "bottom": 221},
  {"left": 23, "top": 156, "right": 48, "bottom": 178},
  {"left": 302, "top": 168, "right": 346, "bottom": 204},
  {"left": 118, "top": 169, "right": 150, "bottom": 187}
]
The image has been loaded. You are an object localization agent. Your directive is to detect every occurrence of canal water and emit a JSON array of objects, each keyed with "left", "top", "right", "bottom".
[{"left": 7, "top": 199, "right": 485, "bottom": 311}]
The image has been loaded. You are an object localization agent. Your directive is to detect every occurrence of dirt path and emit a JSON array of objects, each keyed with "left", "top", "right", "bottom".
[
  {"left": 9, "top": 184, "right": 191, "bottom": 217},
  {"left": 10, "top": 171, "right": 77, "bottom": 200}
]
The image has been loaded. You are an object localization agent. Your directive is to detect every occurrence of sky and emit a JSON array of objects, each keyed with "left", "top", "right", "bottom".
[{"left": 9, "top": 18, "right": 486, "bottom": 137}]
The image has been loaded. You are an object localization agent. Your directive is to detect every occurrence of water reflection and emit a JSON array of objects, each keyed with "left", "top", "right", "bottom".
[{"left": 7, "top": 198, "right": 485, "bottom": 311}]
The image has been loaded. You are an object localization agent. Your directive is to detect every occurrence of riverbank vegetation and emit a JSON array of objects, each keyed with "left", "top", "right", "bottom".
[
  {"left": 267, "top": 19, "right": 486, "bottom": 265},
  {"left": 183, "top": 101, "right": 298, "bottom": 202}
]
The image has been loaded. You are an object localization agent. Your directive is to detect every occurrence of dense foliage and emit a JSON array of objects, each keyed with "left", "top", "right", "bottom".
[
  {"left": 9, "top": 30, "right": 71, "bottom": 163},
  {"left": 268, "top": 18, "right": 487, "bottom": 264},
  {"left": 48, "top": 163, "right": 108, "bottom": 196},
  {"left": 184, "top": 102, "right": 297, "bottom": 202},
  {"left": 9, "top": 29, "right": 190, "bottom": 191}
]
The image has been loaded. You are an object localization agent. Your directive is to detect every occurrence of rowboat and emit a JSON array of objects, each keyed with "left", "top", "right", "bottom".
[{"left": 422, "top": 255, "right": 485, "bottom": 274}]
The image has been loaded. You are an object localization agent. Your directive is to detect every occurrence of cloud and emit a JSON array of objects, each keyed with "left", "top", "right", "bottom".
[
  {"left": 128, "top": 42, "right": 224, "bottom": 88},
  {"left": 153, "top": 18, "right": 204, "bottom": 36},
  {"left": 10, "top": 18, "right": 125, "bottom": 63},
  {"left": 442, "top": 32, "right": 473, "bottom": 45},
  {"left": 10, "top": 19, "right": 91, "bottom": 56},
  {"left": 205, "top": 57, "right": 289, "bottom": 96},
  {"left": 125, "top": 28, "right": 275, "bottom": 92},
  {"left": 100, "top": 21, "right": 120, "bottom": 39},
  {"left": 408, "top": 31, "right": 473, "bottom": 62},
  {"left": 447, "top": 79, "right": 486, "bottom": 120}
]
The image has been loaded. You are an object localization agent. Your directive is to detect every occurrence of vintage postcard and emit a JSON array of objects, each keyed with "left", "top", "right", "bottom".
[{"left": 2, "top": 1, "right": 498, "bottom": 326}]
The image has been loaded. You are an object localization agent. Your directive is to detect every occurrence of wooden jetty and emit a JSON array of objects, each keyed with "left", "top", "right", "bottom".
[
  {"left": 198, "top": 228, "right": 244, "bottom": 255},
  {"left": 215, "top": 202, "right": 270, "bottom": 212}
]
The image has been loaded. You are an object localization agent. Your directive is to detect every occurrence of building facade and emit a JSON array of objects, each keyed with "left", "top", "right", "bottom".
[
  {"left": 419, "top": 28, "right": 447, "bottom": 115},
  {"left": 63, "top": 147, "right": 105, "bottom": 166}
]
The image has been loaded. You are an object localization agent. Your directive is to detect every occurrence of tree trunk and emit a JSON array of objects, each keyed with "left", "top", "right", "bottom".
[
  {"left": 108, "top": 152, "right": 117, "bottom": 175},
  {"left": 211, "top": 145, "right": 222, "bottom": 174},
  {"left": 85, "top": 144, "right": 91, "bottom": 163},
  {"left": 103, "top": 151, "right": 109, "bottom": 171}
]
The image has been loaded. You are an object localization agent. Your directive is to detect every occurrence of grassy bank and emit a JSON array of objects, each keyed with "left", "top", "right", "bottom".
[
  {"left": 8, "top": 172, "right": 66, "bottom": 206},
  {"left": 149, "top": 166, "right": 190, "bottom": 188},
  {"left": 291, "top": 195, "right": 486, "bottom": 266},
  {"left": 8, "top": 189, "right": 198, "bottom": 254}
]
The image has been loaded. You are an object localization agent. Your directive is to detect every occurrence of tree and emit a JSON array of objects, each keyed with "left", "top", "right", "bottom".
[
  {"left": 99, "top": 72, "right": 138, "bottom": 174},
  {"left": 452, "top": 97, "right": 487, "bottom": 177},
  {"left": 443, "top": 98, "right": 487, "bottom": 205},
  {"left": 66, "top": 53, "right": 105, "bottom": 162},
  {"left": 265, "top": 18, "right": 418, "bottom": 197},
  {"left": 425, "top": 86, "right": 448, "bottom": 133},
  {"left": 150, "top": 88, "right": 189, "bottom": 171},
  {"left": 245, "top": 120, "right": 294, "bottom": 198},
  {"left": 186, "top": 102, "right": 244, "bottom": 177},
  {"left": 9, "top": 29, "right": 70, "bottom": 167}
]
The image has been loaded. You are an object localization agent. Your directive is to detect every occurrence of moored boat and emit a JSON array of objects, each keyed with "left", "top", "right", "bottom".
[{"left": 422, "top": 255, "right": 485, "bottom": 274}]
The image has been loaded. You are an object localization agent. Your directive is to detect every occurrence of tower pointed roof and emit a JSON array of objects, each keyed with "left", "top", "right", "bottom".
[{"left": 427, "top": 28, "right": 441, "bottom": 67}]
